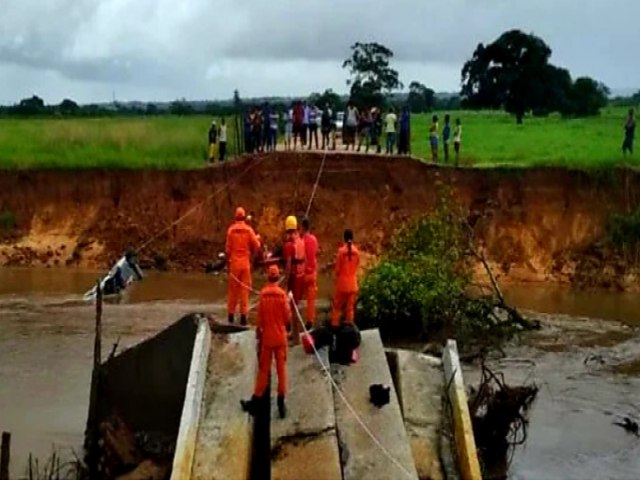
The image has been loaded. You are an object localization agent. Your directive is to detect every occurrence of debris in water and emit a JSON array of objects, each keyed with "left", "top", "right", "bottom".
[
  {"left": 369, "top": 384, "right": 391, "bottom": 408},
  {"left": 468, "top": 365, "right": 538, "bottom": 477},
  {"left": 613, "top": 416, "right": 639, "bottom": 437}
]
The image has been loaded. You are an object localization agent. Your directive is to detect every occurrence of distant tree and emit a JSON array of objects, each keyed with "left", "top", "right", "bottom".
[
  {"left": 562, "top": 77, "right": 609, "bottom": 117},
  {"left": 407, "top": 81, "right": 435, "bottom": 112},
  {"left": 233, "top": 89, "right": 242, "bottom": 112},
  {"left": 632, "top": 90, "right": 640, "bottom": 104},
  {"left": 343, "top": 42, "right": 403, "bottom": 109},
  {"left": 145, "top": 103, "right": 158, "bottom": 115},
  {"left": 14, "top": 95, "right": 46, "bottom": 115},
  {"left": 58, "top": 98, "right": 79, "bottom": 116},
  {"left": 169, "top": 99, "right": 194, "bottom": 115},
  {"left": 461, "top": 30, "right": 563, "bottom": 123},
  {"left": 309, "top": 89, "right": 343, "bottom": 110}
]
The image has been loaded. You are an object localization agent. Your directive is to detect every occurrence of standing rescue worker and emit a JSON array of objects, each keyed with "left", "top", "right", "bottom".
[
  {"left": 283, "top": 215, "right": 306, "bottom": 342},
  {"left": 300, "top": 217, "right": 319, "bottom": 330},
  {"left": 226, "top": 207, "right": 260, "bottom": 325},
  {"left": 331, "top": 229, "right": 360, "bottom": 329},
  {"left": 242, "top": 264, "right": 291, "bottom": 418}
]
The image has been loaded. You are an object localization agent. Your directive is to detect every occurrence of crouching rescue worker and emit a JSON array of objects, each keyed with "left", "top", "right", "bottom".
[
  {"left": 226, "top": 206, "right": 260, "bottom": 325},
  {"left": 283, "top": 215, "right": 306, "bottom": 342},
  {"left": 300, "top": 216, "right": 319, "bottom": 330},
  {"left": 241, "top": 264, "right": 291, "bottom": 418},
  {"left": 331, "top": 229, "right": 360, "bottom": 329}
]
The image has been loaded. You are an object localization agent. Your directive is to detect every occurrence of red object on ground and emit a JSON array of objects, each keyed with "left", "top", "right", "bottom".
[{"left": 301, "top": 332, "right": 315, "bottom": 354}]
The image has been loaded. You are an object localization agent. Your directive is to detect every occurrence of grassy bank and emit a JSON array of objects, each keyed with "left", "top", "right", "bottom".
[
  {"left": 0, "top": 116, "right": 240, "bottom": 169},
  {"left": 0, "top": 107, "right": 635, "bottom": 169},
  {"left": 410, "top": 107, "right": 634, "bottom": 168}
]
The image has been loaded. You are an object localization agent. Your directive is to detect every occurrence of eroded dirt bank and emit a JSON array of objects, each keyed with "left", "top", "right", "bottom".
[{"left": 1, "top": 152, "right": 639, "bottom": 289}]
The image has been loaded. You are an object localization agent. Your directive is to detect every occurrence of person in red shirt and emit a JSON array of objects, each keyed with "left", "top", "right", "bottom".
[
  {"left": 282, "top": 215, "right": 305, "bottom": 343},
  {"left": 292, "top": 101, "right": 304, "bottom": 150},
  {"left": 242, "top": 264, "right": 291, "bottom": 418},
  {"left": 300, "top": 216, "right": 319, "bottom": 330},
  {"left": 331, "top": 229, "right": 360, "bottom": 328},
  {"left": 225, "top": 206, "right": 260, "bottom": 325}
]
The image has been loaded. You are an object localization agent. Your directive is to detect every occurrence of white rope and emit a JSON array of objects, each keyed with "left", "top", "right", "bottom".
[
  {"left": 288, "top": 292, "right": 416, "bottom": 480},
  {"left": 305, "top": 148, "right": 328, "bottom": 217}
]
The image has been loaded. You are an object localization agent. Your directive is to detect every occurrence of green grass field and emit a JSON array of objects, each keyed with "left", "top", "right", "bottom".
[
  {"left": 410, "top": 107, "right": 635, "bottom": 168},
  {"left": 0, "top": 107, "right": 634, "bottom": 169}
]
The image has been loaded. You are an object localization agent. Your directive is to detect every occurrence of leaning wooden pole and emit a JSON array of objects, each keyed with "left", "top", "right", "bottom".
[
  {"left": 85, "top": 281, "right": 103, "bottom": 478},
  {"left": 0, "top": 432, "right": 10, "bottom": 480}
]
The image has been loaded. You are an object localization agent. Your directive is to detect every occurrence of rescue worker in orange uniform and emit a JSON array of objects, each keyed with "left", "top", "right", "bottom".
[
  {"left": 331, "top": 229, "right": 360, "bottom": 328},
  {"left": 226, "top": 206, "right": 260, "bottom": 325},
  {"left": 283, "top": 215, "right": 306, "bottom": 342},
  {"left": 242, "top": 264, "right": 291, "bottom": 418},
  {"left": 300, "top": 217, "right": 319, "bottom": 330}
]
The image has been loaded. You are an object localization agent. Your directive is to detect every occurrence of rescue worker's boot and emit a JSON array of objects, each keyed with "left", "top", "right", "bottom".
[
  {"left": 277, "top": 395, "right": 287, "bottom": 419},
  {"left": 240, "top": 395, "right": 260, "bottom": 416},
  {"left": 228, "top": 313, "right": 235, "bottom": 324},
  {"left": 240, "top": 314, "right": 248, "bottom": 326}
]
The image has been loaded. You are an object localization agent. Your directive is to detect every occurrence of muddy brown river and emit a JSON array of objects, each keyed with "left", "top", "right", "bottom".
[{"left": 1, "top": 267, "right": 639, "bottom": 479}]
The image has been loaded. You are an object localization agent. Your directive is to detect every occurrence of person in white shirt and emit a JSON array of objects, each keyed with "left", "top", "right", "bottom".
[
  {"left": 384, "top": 108, "right": 397, "bottom": 154},
  {"left": 453, "top": 118, "right": 462, "bottom": 165},
  {"left": 219, "top": 118, "right": 228, "bottom": 161}
]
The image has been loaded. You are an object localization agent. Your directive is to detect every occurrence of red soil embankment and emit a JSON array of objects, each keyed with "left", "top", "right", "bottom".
[{"left": 1, "top": 153, "right": 639, "bottom": 289}]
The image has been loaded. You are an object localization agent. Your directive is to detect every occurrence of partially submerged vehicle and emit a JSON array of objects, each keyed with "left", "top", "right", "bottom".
[{"left": 84, "top": 251, "right": 144, "bottom": 300}]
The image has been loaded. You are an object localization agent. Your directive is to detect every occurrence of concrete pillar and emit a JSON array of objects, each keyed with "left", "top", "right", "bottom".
[{"left": 270, "top": 346, "right": 341, "bottom": 480}]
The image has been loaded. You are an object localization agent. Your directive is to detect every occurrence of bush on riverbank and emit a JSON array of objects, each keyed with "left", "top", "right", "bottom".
[{"left": 356, "top": 196, "right": 527, "bottom": 352}]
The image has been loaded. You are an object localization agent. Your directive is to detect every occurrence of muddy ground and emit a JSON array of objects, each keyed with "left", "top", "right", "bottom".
[{"left": 1, "top": 153, "right": 640, "bottom": 289}]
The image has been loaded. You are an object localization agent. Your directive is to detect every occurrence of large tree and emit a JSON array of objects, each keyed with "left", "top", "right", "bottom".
[
  {"left": 563, "top": 77, "right": 609, "bottom": 117},
  {"left": 407, "top": 81, "right": 435, "bottom": 112},
  {"left": 309, "top": 89, "right": 343, "bottom": 110},
  {"left": 461, "top": 30, "right": 560, "bottom": 123},
  {"left": 343, "top": 42, "right": 402, "bottom": 109}
]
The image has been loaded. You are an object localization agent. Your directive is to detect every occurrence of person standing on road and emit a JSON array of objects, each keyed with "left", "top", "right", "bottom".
[
  {"left": 218, "top": 118, "right": 227, "bottom": 161},
  {"left": 251, "top": 106, "right": 263, "bottom": 153},
  {"left": 208, "top": 120, "right": 218, "bottom": 163},
  {"left": 357, "top": 108, "right": 372, "bottom": 153},
  {"left": 370, "top": 108, "right": 382, "bottom": 153},
  {"left": 344, "top": 102, "right": 358, "bottom": 151},
  {"left": 321, "top": 104, "right": 332, "bottom": 150},
  {"left": 293, "top": 101, "right": 304, "bottom": 150},
  {"left": 226, "top": 207, "right": 261, "bottom": 326},
  {"left": 453, "top": 118, "right": 462, "bottom": 165},
  {"left": 308, "top": 105, "right": 319, "bottom": 150},
  {"left": 429, "top": 115, "right": 439, "bottom": 162},
  {"left": 269, "top": 109, "right": 279, "bottom": 152},
  {"left": 385, "top": 108, "right": 398, "bottom": 154},
  {"left": 331, "top": 229, "right": 360, "bottom": 329},
  {"left": 302, "top": 101, "right": 310, "bottom": 148},
  {"left": 442, "top": 114, "right": 451, "bottom": 163},
  {"left": 398, "top": 105, "right": 411, "bottom": 155},
  {"left": 284, "top": 105, "right": 293, "bottom": 151},
  {"left": 300, "top": 217, "right": 319, "bottom": 330},
  {"left": 623, "top": 108, "right": 636, "bottom": 156},
  {"left": 241, "top": 264, "right": 291, "bottom": 419}
]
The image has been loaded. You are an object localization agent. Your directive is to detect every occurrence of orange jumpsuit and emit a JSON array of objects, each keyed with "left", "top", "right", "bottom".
[
  {"left": 226, "top": 220, "right": 260, "bottom": 316},
  {"left": 302, "top": 232, "right": 319, "bottom": 325},
  {"left": 283, "top": 233, "right": 306, "bottom": 303},
  {"left": 331, "top": 243, "right": 360, "bottom": 328},
  {"left": 254, "top": 283, "right": 291, "bottom": 397}
]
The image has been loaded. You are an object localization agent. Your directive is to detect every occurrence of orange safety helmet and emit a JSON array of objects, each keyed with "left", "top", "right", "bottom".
[{"left": 235, "top": 207, "right": 246, "bottom": 220}]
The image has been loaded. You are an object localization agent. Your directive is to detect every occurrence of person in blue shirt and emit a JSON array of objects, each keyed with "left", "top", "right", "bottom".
[
  {"left": 442, "top": 114, "right": 451, "bottom": 163},
  {"left": 398, "top": 105, "right": 411, "bottom": 155}
]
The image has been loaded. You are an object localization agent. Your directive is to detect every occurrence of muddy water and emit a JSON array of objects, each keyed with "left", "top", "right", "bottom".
[{"left": 0, "top": 268, "right": 639, "bottom": 479}]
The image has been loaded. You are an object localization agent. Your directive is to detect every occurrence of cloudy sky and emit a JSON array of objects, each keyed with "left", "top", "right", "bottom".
[{"left": 1, "top": 0, "right": 638, "bottom": 104}]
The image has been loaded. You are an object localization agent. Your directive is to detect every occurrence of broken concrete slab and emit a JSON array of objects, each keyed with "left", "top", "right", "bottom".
[
  {"left": 270, "top": 346, "right": 341, "bottom": 480},
  {"left": 395, "top": 349, "right": 445, "bottom": 480},
  {"left": 331, "top": 330, "right": 419, "bottom": 480},
  {"left": 190, "top": 331, "right": 256, "bottom": 480}
]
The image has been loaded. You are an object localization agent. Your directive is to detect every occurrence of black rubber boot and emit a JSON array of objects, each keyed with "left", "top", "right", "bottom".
[
  {"left": 277, "top": 395, "right": 287, "bottom": 419},
  {"left": 240, "top": 315, "right": 248, "bottom": 326},
  {"left": 240, "top": 395, "right": 259, "bottom": 416},
  {"left": 305, "top": 322, "right": 313, "bottom": 331},
  {"left": 228, "top": 313, "right": 235, "bottom": 324}
]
